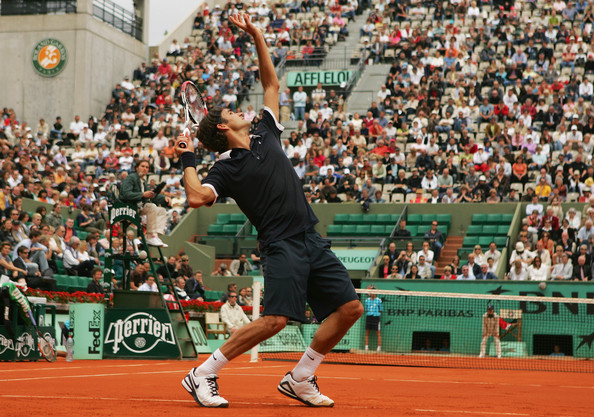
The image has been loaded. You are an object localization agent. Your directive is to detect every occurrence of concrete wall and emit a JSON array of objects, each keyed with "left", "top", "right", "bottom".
[{"left": 0, "top": 0, "right": 147, "bottom": 124}]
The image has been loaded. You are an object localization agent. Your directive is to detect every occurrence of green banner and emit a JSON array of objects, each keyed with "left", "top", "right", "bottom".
[
  {"left": 103, "top": 308, "right": 180, "bottom": 358},
  {"left": 287, "top": 70, "right": 353, "bottom": 87},
  {"left": 70, "top": 303, "right": 104, "bottom": 359},
  {"left": 259, "top": 325, "right": 306, "bottom": 352},
  {"left": 333, "top": 249, "right": 377, "bottom": 271},
  {"left": 187, "top": 320, "right": 212, "bottom": 354}
]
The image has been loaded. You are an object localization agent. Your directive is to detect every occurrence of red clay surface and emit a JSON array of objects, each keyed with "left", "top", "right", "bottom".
[{"left": 1, "top": 355, "right": 593, "bottom": 417}]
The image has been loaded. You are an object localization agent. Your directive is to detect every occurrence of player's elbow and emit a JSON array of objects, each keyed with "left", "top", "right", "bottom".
[
  {"left": 187, "top": 195, "right": 206, "bottom": 208},
  {"left": 264, "top": 80, "right": 281, "bottom": 92}
]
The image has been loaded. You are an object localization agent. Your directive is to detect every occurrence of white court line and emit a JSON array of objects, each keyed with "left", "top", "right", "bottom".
[
  {"left": 0, "top": 394, "right": 364, "bottom": 409},
  {"left": 416, "top": 409, "right": 530, "bottom": 416},
  {"left": 0, "top": 362, "right": 172, "bottom": 373}
]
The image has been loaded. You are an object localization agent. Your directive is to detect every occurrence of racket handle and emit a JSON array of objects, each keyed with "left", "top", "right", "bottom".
[{"left": 180, "top": 128, "right": 190, "bottom": 148}]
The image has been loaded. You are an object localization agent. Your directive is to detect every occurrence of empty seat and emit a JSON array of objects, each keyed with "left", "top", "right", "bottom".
[
  {"left": 478, "top": 236, "right": 494, "bottom": 247},
  {"left": 407, "top": 214, "right": 422, "bottom": 224},
  {"left": 361, "top": 214, "right": 377, "bottom": 224},
  {"left": 494, "top": 236, "right": 508, "bottom": 247},
  {"left": 376, "top": 214, "right": 392, "bottom": 224},
  {"left": 208, "top": 224, "right": 224, "bottom": 235},
  {"left": 497, "top": 225, "right": 509, "bottom": 235},
  {"left": 482, "top": 225, "right": 498, "bottom": 235},
  {"left": 342, "top": 225, "right": 356, "bottom": 236},
  {"left": 467, "top": 225, "right": 482, "bottom": 235},
  {"left": 229, "top": 213, "right": 247, "bottom": 224},
  {"left": 334, "top": 214, "right": 349, "bottom": 224},
  {"left": 216, "top": 214, "right": 230, "bottom": 224},
  {"left": 407, "top": 225, "right": 418, "bottom": 236},
  {"left": 463, "top": 236, "right": 479, "bottom": 247},
  {"left": 435, "top": 214, "right": 451, "bottom": 226},
  {"left": 222, "top": 224, "right": 239, "bottom": 235},
  {"left": 348, "top": 214, "right": 364, "bottom": 224},
  {"left": 355, "top": 225, "right": 371, "bottom": 235},
  {"left": 370, "top": 225, "right": 385, "bottom": 235},
  {"left": 327, "top": 225, "right": 342, "bottom": 236},
  {"left": 501, "top": 214, "right": 514, "bottom": 224},
  {"left": 485, "top": 214, "right": 502, "bottom": 224},
  {"left": 472, "top": 214, "right": 487, "bottom": 224}
]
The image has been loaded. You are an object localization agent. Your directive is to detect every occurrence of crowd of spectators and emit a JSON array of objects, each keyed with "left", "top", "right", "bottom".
[
  {"left": 5, "top": 0, "right": 594, "bottom": 291},
  {"left": 505, "top": 196, "right": 594, "bottom": 281},
  {"left": 275, "top": 0, "right": 594, "bottom": 208}
]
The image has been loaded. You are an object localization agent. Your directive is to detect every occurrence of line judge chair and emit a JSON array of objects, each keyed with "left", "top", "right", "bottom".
[{"left": 205, "top": 312, "right": 229, "bottom": 340}]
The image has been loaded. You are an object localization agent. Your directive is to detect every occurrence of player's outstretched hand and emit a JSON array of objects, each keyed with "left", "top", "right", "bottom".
[
  {"left": 230, "top": 12, "right": 259, "bottom": 37},
  {"left": 175, "top": 134, "right": 195, "bottom": 154}
]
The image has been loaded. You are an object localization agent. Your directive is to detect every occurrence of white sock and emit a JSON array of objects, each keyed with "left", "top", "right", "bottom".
[
  {"left": 194, "top": 349, "right": 229, "bottom": 377},
  {"left": 292, "top": 347, "right": 325, "bottom": 382}
]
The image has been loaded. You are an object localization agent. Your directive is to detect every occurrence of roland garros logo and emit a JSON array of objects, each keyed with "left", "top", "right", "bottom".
[
  {"left": 32, "top": 38, "right": 68, "bottom": 77},
  {"left": 104, "top": 312, "right": 176, "bottom": 354}
]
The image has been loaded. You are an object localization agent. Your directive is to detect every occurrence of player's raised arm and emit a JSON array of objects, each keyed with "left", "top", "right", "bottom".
[
  {"left": 175, "top": 136, "right": 215, "bottom": 208},
  {"left": 230, "top": 13, "right": 280, "bottom": 120}
]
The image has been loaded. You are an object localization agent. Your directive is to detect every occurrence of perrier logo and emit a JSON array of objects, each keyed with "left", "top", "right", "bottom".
[{"left": 32, "top": 38, "right": 68, "bottom": 77}]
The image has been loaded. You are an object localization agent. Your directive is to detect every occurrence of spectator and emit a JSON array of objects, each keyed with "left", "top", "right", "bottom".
[
  {"left": 424, "top": 221, "right": 444, "bottom": 260},
  {"left": 230, "top": 253, "right": 250, "bottom": 276},
  {"left": 220, "top": 291, "right": 250, "bottom": 335},
  {"left": 138, "top": 274, "right": 158, "bottom": 292}
]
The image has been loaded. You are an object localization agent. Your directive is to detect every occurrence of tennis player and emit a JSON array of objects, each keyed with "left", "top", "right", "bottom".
[{"left": 177, "top": 13, "right": 363, "bottom": 408}]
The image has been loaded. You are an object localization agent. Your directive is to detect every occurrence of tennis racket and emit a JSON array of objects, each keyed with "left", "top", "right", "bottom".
[
  {"left": 180, "top": 81, "right": 208, "bottom": 148},
  {"left": 27, "top": 310, "right": 57, "bottom": 362}
]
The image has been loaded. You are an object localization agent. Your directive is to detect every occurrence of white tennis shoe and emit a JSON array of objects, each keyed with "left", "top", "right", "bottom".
[
  {"left": 181, "top": 368, "right": 229, "bottom": 408},
  {"left": 277, "top": 372, "right": 334, "bottom": 407}
]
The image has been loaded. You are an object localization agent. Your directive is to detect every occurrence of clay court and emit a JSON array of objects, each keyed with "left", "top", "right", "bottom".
[{"left": 1, "top": 355, "right": 592, "bottom": 417}]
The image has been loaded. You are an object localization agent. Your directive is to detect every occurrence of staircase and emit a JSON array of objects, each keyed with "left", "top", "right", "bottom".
[{"left": 434, "top": 236, "right": 464, "bottom": 277}]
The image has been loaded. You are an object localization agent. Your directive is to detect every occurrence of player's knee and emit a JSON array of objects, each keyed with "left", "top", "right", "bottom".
[
  {"left": 262, "top": 315, "right": 288, "bottom": 336},
  {"left": 342, "top": 300, "right": 364, "bottom": 322}
]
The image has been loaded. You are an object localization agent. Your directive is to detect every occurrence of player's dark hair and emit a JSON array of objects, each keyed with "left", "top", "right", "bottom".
[{"left": 197, "top": 106, "right": 229, "bottom": 153}]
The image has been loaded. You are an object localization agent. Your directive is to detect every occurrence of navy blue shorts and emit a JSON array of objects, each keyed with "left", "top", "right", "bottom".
[
  {"left": 365, "top": 316, "right": 380, "bottom": 331},
  {"left": 260, "top": 228, "right": 358, "bottom": 322}
]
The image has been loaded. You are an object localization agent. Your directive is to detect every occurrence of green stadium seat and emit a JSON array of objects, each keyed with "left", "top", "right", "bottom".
[
  {"left": 472, "top": 214, "right": 487, "bottom": 224},
  {"left": 436, "top": 214, "right": 451, "bottom": 226},
  {"left": 342, "top": 225, "right": 356, "bottom": 236},
  {"left": 407, "top": 214, "right": 422, "bottom": 225},
  {"left": 361, "top": 214, "right": 377, "bottom": 224},
  {"left": 463, "top": 236, "right": 479, "bottom": 247},
  {"left": 204, "top": 290, "right": 224, "bottom": 301},
  {"left": 478, "top": 236, "right": 493, "bottom": 247},
  {"left": 55, "top": 259, "right": 65, "bottom": 274},
  {"left": 407, "top": 225, "right": 418, "bottom": 236},
  {"left": 216, "top": 214, "right": 230, "bottom": 224},
  {"left": 421, "top": 214, "right": 435, "bottom": 223},
  {"left": 494, "top": 236, "right": 508, "bottom": 247},
  {"left": 467, "top": 225, "right": 482, "bottom": 235},
  {"left": 496, "top": 225, "right": 509, "bottom": 235},
  {"left": 229, "top": 213, "right": 247, "bottom": 224},
  {"left": 334, "top": 214, "right": 349, "bottom": 224},
  {"left": 348, "top": 214, "right": 363, "bottom": 224},
  {"left": 376, "top": 214, "right": 392, "bottom": 225},
  {"left": 355, "top": 225, "right": 371, "bottom": 235},
  {"left": 437, "top": 225, "right": 448, "bottom": 236},
  {"left": 208, "top": 224, "right": 224, "bottom": 235},
  {"left": 501, "top": 214, "right": 514, "bottom": 224},
  {"left": 390, "top": 214, "right": 400, "bottom": 223},
  {"left": 327, "top": 225, "right": 342, "bottom": 236},
  {"left": 222, "top": 224, "right": 239, "bottom": 235},
  {"left": 385, "top": 225, "right": 395, "bottom": 235},
  {"left": 370, "top": 225, "right": 385, "bottom": 236},
  {"left": 485, "top": 214, "right": 502, "bottom": 225},
  {"left": 482, "top": 225, "right": 498, "bottom": 235},
  {"left": 77, "top": 231, "right": 88, "bottom": 241},
  {"left": 78, "top": 276, "right": 90, "bottom": 289}
]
